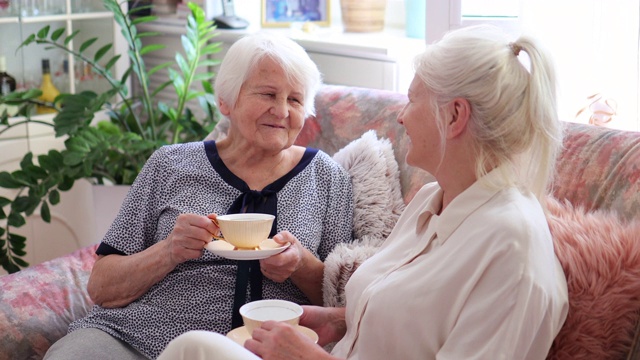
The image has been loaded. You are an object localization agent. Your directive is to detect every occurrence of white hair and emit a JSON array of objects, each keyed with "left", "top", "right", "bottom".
[
  {"left": 415, "top": 25, "right": 563, "bottom": 203},
  {"left": 213, "top": 33, "right": 322, "bottom": 118}
]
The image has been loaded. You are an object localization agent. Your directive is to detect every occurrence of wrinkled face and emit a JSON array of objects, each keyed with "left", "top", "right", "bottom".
[
  {"left": 397, "top": 76, "right": 444, "bottom": 173},
  {"left": 220, "top": 56, "right": 306, "bottom": 152}
]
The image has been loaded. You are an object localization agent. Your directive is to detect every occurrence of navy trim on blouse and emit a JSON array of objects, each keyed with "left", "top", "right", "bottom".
[{"left": 207, "top": 140, "right": 320, "bottom": 328}]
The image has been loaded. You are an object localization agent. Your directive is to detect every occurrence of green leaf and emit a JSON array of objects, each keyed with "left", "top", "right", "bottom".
[
  {"left": 168, "top": 68, "right": 185, "bottom": 94},
  {"left": 180, "top": 35, "right": 196, "bottom": 61},
  {"left": 0, "top": 172, "right": 25, "bottom": 188},
  {"left": 148, "top": 61, "right": 173, "bottom": 77},
  {"left": 49, "top": 189, "right": 60, "bottom": 205},
  {"left": 12, "top": 196, "right": 36, "bottom": 213},
  {"left": 10, "top": 249, "right": 27, "bottom": 259},
  {"left": 128, "top": 5, "right": 155, "bottom": 16},
  {"left": 47, "top": 150, "right": 65, "bottom": 167},
  {"left": 202, "top": 81, "right": 213, "bottom": 93},
  {"left": 19, "top": 153, "right": 34, "bottom": 170},
  {"left": 24, "top": 165, "right": 48, "bottom": 180},
  {"left": 12, "top": 257, "right": 29, "bottom": 268},
  {"left": 193, "top": 72, "right": 215, "bottom": 82},
  {"left": 7, "top": 212, "right": 25, "bottom": 227},
  {"left": 79, "top": 37, "right": 99, "bottom": 53},
  {"left": 201, "top": 43, "right": 222, "bottom": 55},
  {"left": 64, "top": 30, "right": 81, "bottom": 45},
  {"left": 37, "top": 25, "right": 51, "bottom": 39},
  {"left": 40, "top": 201, "right": 51, "bottom": 223},
  {"left": 197, "top": 59, "right": 220, "bottom": 68},
  {"left": 0, "top": 197, "right": 10, "bottom": 207},
  {"left": 38, "top": 154, "right": 58, "bottom": 173},
  {"left": 104, "top": 55, "right": 122, "bottom": 71},
  {"left": 63, "top": 152, "right": 85, "bottom": 166},
  {"left": 51, "top": 27, "right": 66, "bottom": 41},
  {"left": 139, "top": 44, "right": 165, "bottom": 56},
  {"left": 150, "top": 80, "right": 172, "bottom": 97},
  {"left": 22, "top": 88, "right": 43, "bottom": 99},
  {"left": 131, "top": 15, "right": 158, "bottom": 25},
  {"left": 12, "top": 170, "right": 35, "bottom": 186},
  {"left": 57, "top": 176, "right": 74, "bottom": 192},
  {"left": 94, "top": 44, "right": 113, "bottom": 63},
  {"left": 137, "top": 31, "right": 160, "bottom": 38},
  {"left": 18, "top": 34, "right": 36, "bottom": 49},
  {"left": 175, "top": 53, "right": 190, "bottom": 77}
]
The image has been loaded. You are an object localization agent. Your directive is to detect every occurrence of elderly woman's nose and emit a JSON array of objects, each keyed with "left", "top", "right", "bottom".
[{"left": 270, "top": 97, "right": 289, "bottom": 118}]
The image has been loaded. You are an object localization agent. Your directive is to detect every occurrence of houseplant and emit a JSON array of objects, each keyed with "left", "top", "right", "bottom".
[{"left": 0, "top": 0, "right": 222, "bottom": 273}]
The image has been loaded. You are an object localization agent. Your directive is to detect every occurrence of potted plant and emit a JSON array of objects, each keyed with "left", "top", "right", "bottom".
[{"left": 0, "top": 0, "right": 222, "bottom": 273}]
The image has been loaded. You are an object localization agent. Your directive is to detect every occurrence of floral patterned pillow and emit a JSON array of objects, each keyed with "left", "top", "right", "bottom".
[{"left": 0, "top": 244, "right": 98, "bottom": 360}]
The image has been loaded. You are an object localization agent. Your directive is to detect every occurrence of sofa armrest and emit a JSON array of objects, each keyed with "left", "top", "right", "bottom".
[{"left": 0, "top": 244, "right": 98, "bottom": 360}]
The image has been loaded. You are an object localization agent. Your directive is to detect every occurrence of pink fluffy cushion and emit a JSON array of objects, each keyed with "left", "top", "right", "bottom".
[{"left": 545, "top": 197, "right": 640, "bottom": 360}]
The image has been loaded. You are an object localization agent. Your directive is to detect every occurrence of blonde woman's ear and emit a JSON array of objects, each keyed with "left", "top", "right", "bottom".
[{"left": 446, "top": 98, "right": 471, "bottom": 139}]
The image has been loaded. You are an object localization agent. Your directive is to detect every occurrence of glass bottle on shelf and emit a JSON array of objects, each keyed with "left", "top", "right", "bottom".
[
  {"left": 54, "top": 59, "right": 71, "bottom": 93},
  {"left": 0, "top": 55, "right": 18, "bottom": 116},
  {"left": 0, "top": 55, "right": 17, "bottom": 96},
  {"left": 36, "top": 58, "right": 61, "bottom": 114}
]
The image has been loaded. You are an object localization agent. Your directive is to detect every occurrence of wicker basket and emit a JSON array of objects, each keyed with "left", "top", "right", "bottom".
[{"left": 340, "top": 0, "right": 387, "bottom": 32}]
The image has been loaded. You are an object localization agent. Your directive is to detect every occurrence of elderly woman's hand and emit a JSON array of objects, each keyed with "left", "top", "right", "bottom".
[
  {"left": 166, "top": 213, "right": 219, "bottom": 265},
  {"left": 259, "top": 231, "right": 305, "bottom": 282}
]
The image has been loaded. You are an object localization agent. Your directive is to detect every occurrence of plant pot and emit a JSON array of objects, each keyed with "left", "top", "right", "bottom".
[
  {"left": 92, "top": 184, "right": 130, "bottom": 243},
  {"left": 340, "top": 0, "right": 387, "bottom": 33}
]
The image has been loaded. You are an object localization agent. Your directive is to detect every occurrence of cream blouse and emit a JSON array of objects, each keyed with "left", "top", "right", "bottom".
[{"left": 331, "top": 173, "right": 568, "bottom": 360}]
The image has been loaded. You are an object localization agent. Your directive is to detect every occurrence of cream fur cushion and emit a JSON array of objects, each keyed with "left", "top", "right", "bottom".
[{"left": 323, "top": 130, "right": 405, "bottom": 307}]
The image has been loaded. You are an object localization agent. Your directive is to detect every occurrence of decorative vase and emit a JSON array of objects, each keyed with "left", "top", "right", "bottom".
[{"left": 340, "top": 0, "right": 387, "bottom": 32}]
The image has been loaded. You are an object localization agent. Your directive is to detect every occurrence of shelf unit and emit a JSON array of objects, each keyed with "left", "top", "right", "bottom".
[{"left": 0, "top": 0, "right": 129, "bottom": 273}]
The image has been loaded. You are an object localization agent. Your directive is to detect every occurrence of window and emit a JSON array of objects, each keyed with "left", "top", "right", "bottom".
[{"left": 426, "top": 0, "right": 640, "bottom": 132}]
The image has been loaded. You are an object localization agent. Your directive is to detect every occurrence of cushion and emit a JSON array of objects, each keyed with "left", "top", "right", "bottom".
[
  {"left": 546, "top": 197, "right": 640, "bottom": 360},
  {"left": 0, "top": 244, "right": 98, "bottom": 360},
  {"left": 323, "top": 130, "right": 405, "bottom": 307},
  {"left": 552, "top": 122, "right": 640, "bottom": 223}
]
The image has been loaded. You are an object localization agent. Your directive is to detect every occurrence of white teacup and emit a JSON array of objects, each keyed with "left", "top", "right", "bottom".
[
  {"left": 211, "top": 213, "right": 275, "bottom": 250},
  {"left": 239, "top": 299, "right": 303, "bottom": 335}
]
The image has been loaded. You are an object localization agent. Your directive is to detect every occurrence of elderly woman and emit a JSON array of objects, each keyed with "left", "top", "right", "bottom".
[
  {"left": 44, "top": 33, "right": 354, "bottom": 360},
  {"left": 157, "top": 25, "right": 569, "bottom": 360}
]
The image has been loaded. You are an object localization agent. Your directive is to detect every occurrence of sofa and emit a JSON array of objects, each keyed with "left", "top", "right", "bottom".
[{"left": 1, "top": 85, "right": 639, "bottom": 360}]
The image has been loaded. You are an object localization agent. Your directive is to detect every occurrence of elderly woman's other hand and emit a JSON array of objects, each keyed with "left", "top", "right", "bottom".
[
  {"left": 259, "top": 231, "right": 303, "bottom": 282},
  {"left": 166, "top": 213, "right": 219, "bottom": 265}
]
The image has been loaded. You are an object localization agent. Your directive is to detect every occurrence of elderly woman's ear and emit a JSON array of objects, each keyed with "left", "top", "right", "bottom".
[
  {"left": 446, "top": 97, "right": 471, "bottom": 139},
  {"left": 219, "top": 98, "right": 231, "bottom": 116}
]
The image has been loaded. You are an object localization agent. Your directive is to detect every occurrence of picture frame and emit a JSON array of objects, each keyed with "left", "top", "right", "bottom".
[{"left": 261, "top": 0, "right": 330, "bottom": 28}]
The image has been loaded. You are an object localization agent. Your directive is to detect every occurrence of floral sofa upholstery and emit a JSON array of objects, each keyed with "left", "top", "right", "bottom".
[{"left": 1, "top": 85, "right": 639, "bottom": 360}]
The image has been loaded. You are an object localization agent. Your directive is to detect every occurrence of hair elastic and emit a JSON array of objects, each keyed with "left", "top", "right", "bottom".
[{"left": 509, "top": 42, "right": 522, "bottom": 56}]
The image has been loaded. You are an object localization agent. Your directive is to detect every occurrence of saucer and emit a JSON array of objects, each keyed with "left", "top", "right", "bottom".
[
  {"left": 226, "top": 325, "right": 318, "bottom": 345},
  {"left": 205, "top": 238, "right": 290, "bottom": 260}
]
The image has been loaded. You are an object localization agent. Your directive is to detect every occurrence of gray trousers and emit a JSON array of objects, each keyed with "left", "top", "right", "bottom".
[{"left": 44, "top": 328, "right": 148, "bottom": 360}]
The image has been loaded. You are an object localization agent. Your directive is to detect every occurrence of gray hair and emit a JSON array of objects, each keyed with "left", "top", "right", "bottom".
[
  {"left": 415, "top": 25, "right": 563, "bottom": 203},
  {"left": 214, "top": 33, "right": 322, "bottom": 118}
]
